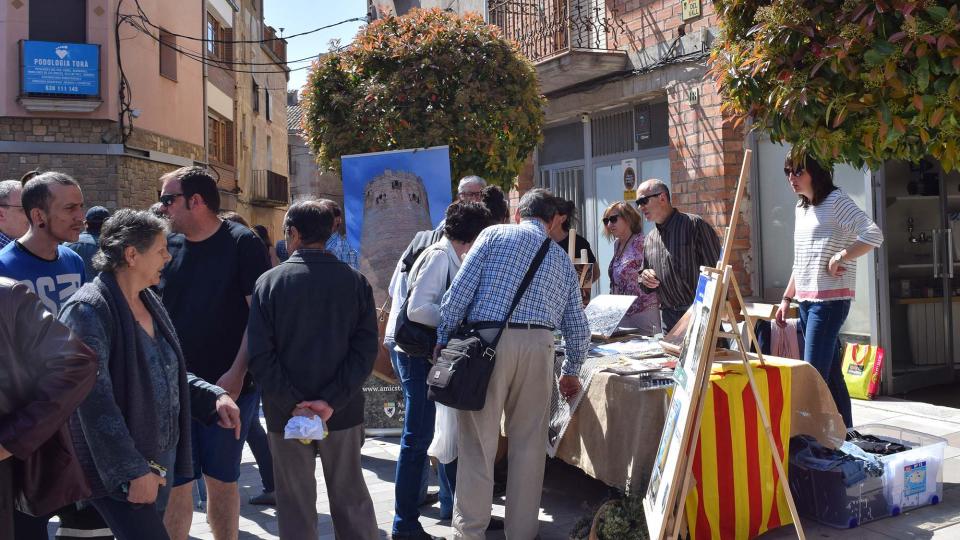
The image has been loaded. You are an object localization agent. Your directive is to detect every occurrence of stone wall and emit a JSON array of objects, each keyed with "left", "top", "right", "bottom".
[{"left": 0, "top": 118, "right": 117, "bottom": 144}]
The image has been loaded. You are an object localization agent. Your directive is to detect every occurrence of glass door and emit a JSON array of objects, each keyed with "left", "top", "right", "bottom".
[{"left": 882, "top": 158, "right": 959, "bottom": 393}]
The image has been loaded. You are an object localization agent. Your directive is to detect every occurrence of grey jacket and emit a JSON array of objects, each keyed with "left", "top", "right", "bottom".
[{"left": 59, "top": 273, "right": 226, "bottom": 498}]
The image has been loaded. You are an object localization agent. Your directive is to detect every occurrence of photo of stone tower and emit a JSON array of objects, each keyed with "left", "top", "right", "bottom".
[{"left": 358, "top": 169, "right": 433, "bottom": 304}]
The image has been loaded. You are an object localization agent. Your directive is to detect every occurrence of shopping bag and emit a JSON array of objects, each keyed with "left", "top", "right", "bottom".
[
  {"left": 841, "top": 343, "right": 884, "bottom": 400},
  {"left": 428, "top": 403, "right": 459, "bottom": 464}
]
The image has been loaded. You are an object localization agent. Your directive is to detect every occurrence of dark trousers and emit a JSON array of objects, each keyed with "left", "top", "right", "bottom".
[
  {"left": 91, "top": 498, "right": 168, "bottom": 540},
  {"left": 0, "top": 459, "right": 13, "bottom": 539},
  {"left": 661, "top": 305, "right": 690, "bottom": 335},
  {"left": 246, "top": 399, "right": 275, "bottom": 492},
  {"left": 799, "top": 300, "right": 853, "bottom": 428}
]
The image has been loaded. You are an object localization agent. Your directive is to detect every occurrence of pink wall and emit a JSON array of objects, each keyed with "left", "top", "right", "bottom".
[{"left": 0, "top": 0, "right": 204, "bottom": 148}]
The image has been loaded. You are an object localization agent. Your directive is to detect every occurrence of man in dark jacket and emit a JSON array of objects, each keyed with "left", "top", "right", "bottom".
[
  {"left": 0, "top": 278, "right": 97, "bottom": 538},
  {"left": 248, "top": 199, "right": 379, "bottom": 540}
]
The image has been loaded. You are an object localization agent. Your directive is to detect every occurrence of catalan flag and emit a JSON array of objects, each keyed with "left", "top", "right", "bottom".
[{"left": 684, "top": 361, "right": 794, "bottom": 540}]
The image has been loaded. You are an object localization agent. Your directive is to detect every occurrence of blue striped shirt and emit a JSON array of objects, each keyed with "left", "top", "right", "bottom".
[
  {"left": 437, "top": 219, "right": 590, "bottom": 375},
  {"left": 325, "top": 233, "right": 359, "bottom": 270}
]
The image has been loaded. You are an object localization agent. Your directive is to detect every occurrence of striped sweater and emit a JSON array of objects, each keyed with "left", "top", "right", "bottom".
[{"left": 793, "top": 189, "right": 883, "bottom": 302}]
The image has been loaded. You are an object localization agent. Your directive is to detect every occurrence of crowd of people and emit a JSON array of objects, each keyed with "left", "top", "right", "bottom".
[{"left": 0, "top": 151, "right": 880, "bottom": 540}]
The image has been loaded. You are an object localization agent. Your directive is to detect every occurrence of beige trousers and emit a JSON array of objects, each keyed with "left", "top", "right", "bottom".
[
  {"left": 268, "top": 425, "right": 378, "bottom": 540},
  {"left": 453, "top": 328, "right": 554, "bottom": 540}
]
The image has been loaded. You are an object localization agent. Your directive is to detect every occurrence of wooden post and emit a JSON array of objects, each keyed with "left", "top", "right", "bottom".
[{"left": 568, "top": 228, "right": 576, "bottom": 261}]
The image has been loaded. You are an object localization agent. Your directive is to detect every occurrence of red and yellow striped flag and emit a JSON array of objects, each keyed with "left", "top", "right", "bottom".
[{"left": 684, "top": 362, "right": 793, "bottom": 540}]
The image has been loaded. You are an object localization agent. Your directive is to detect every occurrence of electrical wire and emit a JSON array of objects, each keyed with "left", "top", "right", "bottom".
[{"left": 130, "top": 0, "right": 366, "bottom": 44}]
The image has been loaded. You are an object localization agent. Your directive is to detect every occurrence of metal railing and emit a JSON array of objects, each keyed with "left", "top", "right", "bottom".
[
  {"left": 252, "top": 170, "right": 289, "bottom": 204},
  {"left": 488, "top": 0, "right": 626, "bottom": 62}
]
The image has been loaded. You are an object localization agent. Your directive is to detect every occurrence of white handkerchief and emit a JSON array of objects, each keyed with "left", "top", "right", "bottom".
[{"left": 283, "top": 415, "right": 328, "bottom": 441}]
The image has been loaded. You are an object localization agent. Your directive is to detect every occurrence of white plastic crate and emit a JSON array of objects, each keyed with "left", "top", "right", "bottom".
[{"left": 851, "top": 424, "right": 946, "bottom": 515}]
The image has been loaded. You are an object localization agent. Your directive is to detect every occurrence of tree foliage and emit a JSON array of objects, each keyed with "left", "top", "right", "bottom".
[
  {"left": 712, "top": 0, "right": 960, "bottom": 170},
  {"left": 301, "top": 8, "right": 545, "bottom": 192}
]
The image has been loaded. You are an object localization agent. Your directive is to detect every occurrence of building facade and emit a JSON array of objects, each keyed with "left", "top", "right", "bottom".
[
  {"left": 0, "top": 0, "right": 205, "bottom": 209},
  {"left": 286, "top": 89, "right": 343, "bottom": 206}
]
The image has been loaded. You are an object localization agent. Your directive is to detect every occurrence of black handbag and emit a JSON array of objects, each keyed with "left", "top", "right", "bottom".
[
  {"left": 427, "top": 237, "right": 552, "bottom": 410},
  {"left": 394, "top": 248, "right": 450, "bottom": 358}
]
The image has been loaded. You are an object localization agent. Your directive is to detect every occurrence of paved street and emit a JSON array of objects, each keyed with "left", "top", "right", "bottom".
[{"left": 172, "top": 396, "right": 960, "bottom": 539}]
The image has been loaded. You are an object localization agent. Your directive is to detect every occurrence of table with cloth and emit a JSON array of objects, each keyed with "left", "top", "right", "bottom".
[{"left": 554, "top": 352, "right": 846, "bottom": 539}]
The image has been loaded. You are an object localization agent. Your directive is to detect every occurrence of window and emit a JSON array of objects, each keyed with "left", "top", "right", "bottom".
[
  {"left": 265, "top": 89, "right": 271, "bottom": 121},
  {"left": 208, "top": 115, "right": 234, "bottom": 166},
  {"left": 159, "top": 29, "right": 178, "bottom": 81},
  {"left": 266, "top": 135, "right": 273, "bottom": 166},
  {"left": 30, "top": 0, "right": 86, "bottom": 43},
  {"left": 206, "top": 15, "right": 233, "bottom": 62},
  {"left": 252, "top": 81, "right": 260, "bottom": 112}
]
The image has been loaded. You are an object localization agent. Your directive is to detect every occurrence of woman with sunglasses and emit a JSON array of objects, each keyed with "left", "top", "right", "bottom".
[
  {"left": 774, "top": 154, "right": 883, "bottom": 427},
  {"left": 601, "top": 202, "right": 659, "bottom": 335}
]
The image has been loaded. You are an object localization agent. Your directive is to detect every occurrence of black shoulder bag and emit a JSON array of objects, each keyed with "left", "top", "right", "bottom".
[
  {"left": 394, "top": 248, "right": 451, "bottom": 358},
  {"left": 427, "top": 237, "right": 552, "bottom": 411}
]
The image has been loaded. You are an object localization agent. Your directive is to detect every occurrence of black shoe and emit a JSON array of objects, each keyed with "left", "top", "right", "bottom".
[
  {"left": 487, "top": 517, "right": 505, "bottom": 531},
  {"left": 391, "top": 531, "right": 442, "bottom": 540},
  {"left": 248, "top": 490, "right": 276, "bottom": 505},
  {"left": 418, "top": 491, "right": 440, "bottom": 507}
]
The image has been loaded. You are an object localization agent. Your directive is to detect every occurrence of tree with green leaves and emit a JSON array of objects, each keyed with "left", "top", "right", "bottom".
[
  {"left": 301, "top": 8, "right": 545, "bottom": 192},
  {"left": 712, "top": 0, "right": 960, "bottom": 169}
]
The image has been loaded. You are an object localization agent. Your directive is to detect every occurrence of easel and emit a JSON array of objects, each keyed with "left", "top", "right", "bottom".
[{"left": 650, "top": 149, "right": 806, "bottom": 540}]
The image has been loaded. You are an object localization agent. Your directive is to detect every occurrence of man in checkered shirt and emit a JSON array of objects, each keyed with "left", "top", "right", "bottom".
[{"left": 436, "top": 188, "right": 590, "bottom": 540}]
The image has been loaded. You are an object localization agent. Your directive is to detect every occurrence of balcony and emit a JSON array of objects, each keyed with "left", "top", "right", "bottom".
[
  {"left": 261, "top": 24, "right": 288, "bottom": 68},
  {"left": 489, "top": 0, "right": 629, "bottom": 94},
  {"left": 251, "top": 170, "right": 289, "bottom": 205}
]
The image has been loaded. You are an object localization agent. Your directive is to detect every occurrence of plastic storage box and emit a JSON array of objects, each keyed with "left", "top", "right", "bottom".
[
  {"left": 856, "top": 424, "right": 946, "bottom": 515},
  {"left": 789, "top": 424, "right": 946, "bottom": 528}
]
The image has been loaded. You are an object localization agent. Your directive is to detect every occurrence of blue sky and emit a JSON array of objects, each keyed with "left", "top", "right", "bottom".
[{"left": 264, "top": 0, "right": 368, "bottom": 92}]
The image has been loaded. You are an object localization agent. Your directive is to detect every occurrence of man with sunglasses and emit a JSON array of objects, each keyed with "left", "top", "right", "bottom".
[
  {"left": 635, "top": 178, "right": 721, "bottom": 333},
  {"left": 156, "top": 167, "right": 270, "bottom": 540},
  {"left": 0, "top": 180, "right": 29, "bottom": 249}
]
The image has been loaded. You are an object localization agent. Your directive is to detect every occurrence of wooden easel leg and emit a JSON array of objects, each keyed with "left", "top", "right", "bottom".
[
  {"left": 725, "top": 300, "right": 806, "bottom": 540},
  {"left": 728, "top": 276, "right": 766, "bottom": 365}
]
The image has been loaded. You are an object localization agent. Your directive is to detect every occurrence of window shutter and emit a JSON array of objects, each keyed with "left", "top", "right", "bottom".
[
  {"left": 160, "top": 29, "right": 178, "bottom": 81},
  {"left": 223, "top": 27, "right": 233, "bottom": 64},
  {"left": 225, "top": 120, "right": 235, "bottom": 165}
]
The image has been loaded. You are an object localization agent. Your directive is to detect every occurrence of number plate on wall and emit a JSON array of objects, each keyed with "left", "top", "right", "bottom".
[{"left": 681, "top": 0, "right": 702, "bottom": 21}]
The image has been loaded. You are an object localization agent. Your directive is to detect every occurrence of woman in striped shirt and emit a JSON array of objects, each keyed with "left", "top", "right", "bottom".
[{"left": 774, "top": 155, "right": 883, "bottom": 427}]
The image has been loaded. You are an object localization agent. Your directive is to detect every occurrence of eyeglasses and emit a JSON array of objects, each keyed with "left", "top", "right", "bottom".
[
  {"left": 784, "top": 167, "right": 805, "bottom": 177},
  {"left": 601, "top": 214, "right": 620, "bottom": 226},
  {"left": 459, "top": 190, "right": 483, "bottom": 201},
  {"left": 159, "top": 193, "right": 184, "bottom": 207},
  {"left": 635, "top": 191, "right": 664, "bottom": 206}
]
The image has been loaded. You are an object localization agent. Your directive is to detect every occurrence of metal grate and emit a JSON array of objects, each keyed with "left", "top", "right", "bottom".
[
  {"left": 591, "top": 109, "right": 634, "bottom": 157},
  {"left": 551, "top": 166, "right": 586, "bottom": 229},
  {"left": 488, "top": 0, "right": 621, "bottom": 62}
]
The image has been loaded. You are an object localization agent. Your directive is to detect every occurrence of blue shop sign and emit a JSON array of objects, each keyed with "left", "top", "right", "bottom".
[{"left": 21, "top": 41, "right": 100, "bottom": 97}]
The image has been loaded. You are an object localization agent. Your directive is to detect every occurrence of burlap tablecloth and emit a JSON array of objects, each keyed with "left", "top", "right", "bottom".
[{"left": 554, "top": 353, "right": 845, "bottom": 492}]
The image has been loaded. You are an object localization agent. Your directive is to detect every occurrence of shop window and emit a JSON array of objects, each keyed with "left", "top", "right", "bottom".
[
  {"left": 30, "top": 0, "right": 86, "bottom": 43},
  {"left": 160, "top": 29, "right": 178, "bottom": 81}
]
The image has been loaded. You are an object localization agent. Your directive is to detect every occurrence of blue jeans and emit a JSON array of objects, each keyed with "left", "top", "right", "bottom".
[
  {"left": 392, "top": 351, "right": 436, "bottom": 535},
  {"left": 798, "top": 300, "right": 853, "bottom": 428},
  {"left": 438, "top": 459, "right": 457, "bottom": 519}
]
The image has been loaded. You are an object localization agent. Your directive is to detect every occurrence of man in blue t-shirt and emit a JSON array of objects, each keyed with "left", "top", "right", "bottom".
[
  {"left": 0, "top": 172, "right": 114, "bottom": 539},
  {"left": 0, "top": 172, "right": 85, "bottom": 314}
]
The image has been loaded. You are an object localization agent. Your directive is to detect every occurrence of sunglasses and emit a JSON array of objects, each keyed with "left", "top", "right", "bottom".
[
  {"left": 635, "top": 191, "right": 664, "bottom": 206},
  {"left": 784, "top": 167, "right": 805, "bottom": 177},
  {"left": 159, "top": 193, "right": 184, "bottom": 207},
  {"left": 602, "top": 214, "right": 620, "bottom": 226}
]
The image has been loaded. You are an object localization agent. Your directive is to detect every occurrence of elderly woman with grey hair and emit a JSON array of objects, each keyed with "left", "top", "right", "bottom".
[{"left": 58, "top": 209, "right": 241, "bottom": 540}]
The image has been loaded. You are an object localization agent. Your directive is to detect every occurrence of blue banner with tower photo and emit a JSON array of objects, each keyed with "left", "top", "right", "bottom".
[{"left": 341, "top": 146, "right": 453, "bottom": 304}]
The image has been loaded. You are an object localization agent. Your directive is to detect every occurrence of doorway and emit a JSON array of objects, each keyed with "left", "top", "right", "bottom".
[{"left": 879, "top": 158, "right": 960, "bottom": 394}]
